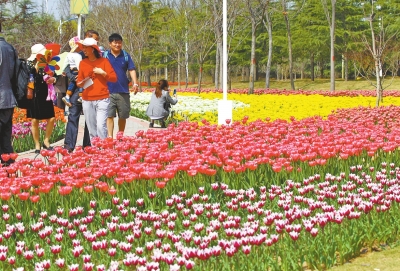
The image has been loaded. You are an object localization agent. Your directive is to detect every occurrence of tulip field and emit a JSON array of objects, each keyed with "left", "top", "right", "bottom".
[{"left": 3, "top": 90, "right": 400, "bottom": 270}]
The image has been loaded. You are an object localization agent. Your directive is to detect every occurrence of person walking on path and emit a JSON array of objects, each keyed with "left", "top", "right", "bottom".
[
  {"left": 26, "top": 44, "right": 57, "bottom": 153},
  {"left": 104, "top": 33, "right": 139, "bottom": 138},
  {"left": 63, "top": 30, "right": 99, "bottom": 152},
  {"left": 0, "top": 33, "right": 17, "bottom": 165},
  {"left": 76, "top": 37, "right": 117, "bottom": 140}
]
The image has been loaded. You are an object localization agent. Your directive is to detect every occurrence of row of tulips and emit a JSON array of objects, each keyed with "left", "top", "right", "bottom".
[
  {"left": 130, "top": 90, "right": 400, "bottom": 124},
  {"left": 3, "top": 105, "right": 400, "bottom": 204},
  {"left": 0, "top": 162, "right": 399, "bottom": 270}
]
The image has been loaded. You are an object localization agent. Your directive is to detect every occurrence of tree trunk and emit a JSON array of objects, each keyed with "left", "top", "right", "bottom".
[
  {"left": 197, "top": 66, "right": 203, "bottom": 94},
  {"left": 264, "top": 10, "right": 273, "bottom": 89},
  {"left": 248, "top": 22, "right": 256, "bottom": 94},
  {"left": 282, "top": 8, "right": 295, "bottom": 90},
  {"left": 329, "top": 0, "right": 336, "bottom": 91},
  {"left": 215, "top": 42, "right": 221, "bottom": 89},
  {"left": 369, "top": 13, "right": 381, "bottom": 106},
  {"left": 310, "top": 53, "right": 315, "bottom": 81},
  {"left": 178, "top": 52, "right": 181, "bottom": 90},
  {"left": 146, "top": 70, "right": 151, "bottom": 86}
]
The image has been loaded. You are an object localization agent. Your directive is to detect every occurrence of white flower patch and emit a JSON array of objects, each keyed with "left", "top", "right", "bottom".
[{"left": 130, "top": 92, "right": 249, "bottom": 115}]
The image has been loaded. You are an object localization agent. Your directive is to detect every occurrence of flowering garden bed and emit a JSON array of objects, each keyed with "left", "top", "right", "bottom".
[
  {"left": 12, "top": 107, "right": 66, "bottom": 153},
  {"left": 3, "top": 90, "right": 400, "bottom": 270}
]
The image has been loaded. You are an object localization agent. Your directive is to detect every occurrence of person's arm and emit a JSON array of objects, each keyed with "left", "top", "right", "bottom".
[
  {"left": 93, "top": 59, "right": 117, "bottom": 83},
  {"left": 165, "top": 91, "right": 178, "bottom": 105},
  {"left": 76, "top": 63, "right": 85, "bottom": 88},
  {"left": 129, "top": 69, "right": 139, "bottom": 94}
]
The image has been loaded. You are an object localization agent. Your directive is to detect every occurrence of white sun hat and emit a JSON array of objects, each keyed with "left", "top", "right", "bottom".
[{"left": 27, "top": 44, "right": 46, "bottom": 61}]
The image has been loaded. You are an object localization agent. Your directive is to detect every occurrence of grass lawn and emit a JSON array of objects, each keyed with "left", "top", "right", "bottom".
[{"left": 329, "top": 244, "right": 400, "bottom": 271}]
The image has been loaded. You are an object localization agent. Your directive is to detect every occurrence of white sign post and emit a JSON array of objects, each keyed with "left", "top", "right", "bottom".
[
  {"left": 217, "top": 0, "right": 232, "bottom": 125},
  {"left": 70, "top": 0, "right": 89, "bottom": 38}
]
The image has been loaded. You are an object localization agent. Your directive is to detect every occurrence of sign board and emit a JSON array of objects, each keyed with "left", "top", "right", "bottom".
[{"left": 70, "top": 0, "right": 89, "bottom": 15}]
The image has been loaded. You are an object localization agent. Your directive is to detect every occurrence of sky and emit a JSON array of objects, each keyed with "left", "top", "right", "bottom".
[{"left": 32, "top": 0, "right": 62, "bottom": 19}]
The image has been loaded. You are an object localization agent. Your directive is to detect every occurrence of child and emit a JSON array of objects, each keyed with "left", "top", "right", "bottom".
[{"left": 62, "top": 36, "right": 83, "bottom": 106}]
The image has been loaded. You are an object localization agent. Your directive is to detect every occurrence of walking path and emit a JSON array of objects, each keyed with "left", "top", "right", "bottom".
[{"left": 16, "top": 115, "right": 152, "bottom": 161}]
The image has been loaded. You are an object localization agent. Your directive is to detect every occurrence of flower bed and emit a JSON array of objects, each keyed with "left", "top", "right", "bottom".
[
  {"left": 130, "top": 89, "right": 400, "bottom": 124},
  {"left": 2, "top": 91, "right": 400, "bottom": 270},
  {"left": 1, "top": 163, "right": 399, "bottom": 270},
  {"left": 12, "top": 107, "right": 66, "bottom": 153}
]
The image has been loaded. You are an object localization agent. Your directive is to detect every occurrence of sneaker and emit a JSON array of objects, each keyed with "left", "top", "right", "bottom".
[
  {"left": 77, "top": 97, "right": 82, "bottom": 103},
  {"left": 62, "top": 97, "right": 72, "bottom": 107}
]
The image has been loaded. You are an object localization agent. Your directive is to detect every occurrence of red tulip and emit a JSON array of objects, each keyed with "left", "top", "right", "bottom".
[
  {"left": 1, "top": 154, "right": 10, "bottom": 162},
  {"left": 17, "top": 192, "right": 29, "bottom": 201},
  {"left": 155, "top": 181, "right": 166, "bottom": 189}
]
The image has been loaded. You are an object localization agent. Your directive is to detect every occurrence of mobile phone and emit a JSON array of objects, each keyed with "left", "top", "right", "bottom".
[{"left": 173, "top": 89, "right": 176, "bottom": 95}]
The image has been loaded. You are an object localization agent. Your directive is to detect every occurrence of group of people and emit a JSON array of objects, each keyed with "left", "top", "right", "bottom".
[
  {"left": 27, "top": 30, "right": 140, "bottom": 154},
  {"left": 0, "top": 28, "right": 177, "bottom": 165}
]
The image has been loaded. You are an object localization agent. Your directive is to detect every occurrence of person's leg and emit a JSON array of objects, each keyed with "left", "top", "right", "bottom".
[
  {"left": 31, "top": 119, "right": 41, "bottom": 151},
  {"left": 96, "top": 98, "right": 110, "bottom": 139},
  {"left": 118, "top": 118, "right": 126, "bottom": 132},
  {"left": 82, "top": 123, "right": 91, "bottom": 147},
  {"left": 64, "top": 90, "right": 82, "bottom": 150},
  {"left": 116, "top": 93, "right": 131, "bottom": 133},
  {"left": 107, "top": 94, "right": 117, "bottom": 138},
  {"left": 82, "top": 100, "right": 97, "bottom": 140},
  {"left": 43, "top": 117, "right": 55, "bottom": 148},
  {"left": 107, "top": 118, "right": 114, "bottom": 138},
  {"left": 0, "top": 109, "right": 14, "bottom": 164}
]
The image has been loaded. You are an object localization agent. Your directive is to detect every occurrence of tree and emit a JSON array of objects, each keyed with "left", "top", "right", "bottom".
[
  {"left": 354, "top": 0, "right": 400, "bottom": 106},
  {"left": 321, "top": 0, "right": 336, "bottom": 91},
  {"left": 245, "top": 0, "right": 267, "bottom": 94}
]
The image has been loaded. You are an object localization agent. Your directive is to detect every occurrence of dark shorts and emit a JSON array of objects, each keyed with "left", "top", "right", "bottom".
[{"left": 108, "top": 93, "right": 131, "bottom": 119}]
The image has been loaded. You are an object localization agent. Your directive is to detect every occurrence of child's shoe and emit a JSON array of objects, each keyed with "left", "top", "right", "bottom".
[
  {"left": 62, "top": 96, "right": 72, "bottom": 107},
  {"left": 77, "top": 97, "right": 82, "bottom": 103}
]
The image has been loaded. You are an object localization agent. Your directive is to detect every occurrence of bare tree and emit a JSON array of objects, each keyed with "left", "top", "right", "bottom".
[
  {"left": 321, "top": 0, "right": 336, "bottom": 92},
  {"left": 354, "top": 2, "right": 399, "bottom": 106},
  {"left": 280, "top": 0, "right": 305, "bottom": 91},
  {"left": 262, "top": 3, "right": 273, "bottom": 89},
  {"left": 245, "top": 0, "right": 268, "bottom": 94}
]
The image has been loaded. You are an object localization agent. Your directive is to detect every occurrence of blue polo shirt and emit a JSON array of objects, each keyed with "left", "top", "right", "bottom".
[{"left": 105, "top": 50, "right": 136, "bottom": 94}]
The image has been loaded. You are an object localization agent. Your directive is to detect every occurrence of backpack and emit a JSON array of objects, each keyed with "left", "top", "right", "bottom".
[
  {"left": 11, "top": 49, "right": 31, "bottom": 109},
  {"left": 103, "top": 50, "right": 129, "bottom": 70}
]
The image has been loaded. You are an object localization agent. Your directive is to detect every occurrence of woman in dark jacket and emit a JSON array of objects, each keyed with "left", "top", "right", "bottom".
[{"left": 26, "top": 44, "right": 57, "bottom": 154}]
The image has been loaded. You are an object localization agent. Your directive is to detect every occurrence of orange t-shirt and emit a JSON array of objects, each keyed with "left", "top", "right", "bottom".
[{"left": 77, "top": 58, "right": 117, "bottom": 101}]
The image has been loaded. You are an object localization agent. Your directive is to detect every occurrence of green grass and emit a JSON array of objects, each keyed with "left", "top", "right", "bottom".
[{"left": 329, "top": 244, "right": 400, "bottom": 271}]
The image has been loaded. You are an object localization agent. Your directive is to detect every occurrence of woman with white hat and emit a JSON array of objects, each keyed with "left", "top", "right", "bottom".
[
  {"left": 76, "top": 37, "right": 117, "bottom": 140},
  {"left": 27, "top": 44, "right": 58, "bottom": 154}
]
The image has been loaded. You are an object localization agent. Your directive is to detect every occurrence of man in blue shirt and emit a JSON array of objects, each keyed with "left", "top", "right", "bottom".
[{"left": 104, "top": 33, "right": 139, "bottom": 138}]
